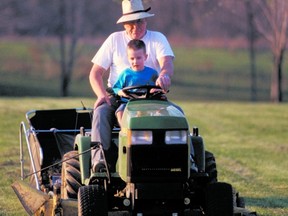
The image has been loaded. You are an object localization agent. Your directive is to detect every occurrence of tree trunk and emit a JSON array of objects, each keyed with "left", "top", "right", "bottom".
[
  {"left": 62, "top": 74, "right": 69, "bottom": 97},
  {"left": 271, "top": 48, "right": 284, "bottom": 102},
  {"left": 59, "top": 0, "right": 67, "bottom": 97},
  {"left": 245, "top": 0, "right": 257, "bottom": 101}
]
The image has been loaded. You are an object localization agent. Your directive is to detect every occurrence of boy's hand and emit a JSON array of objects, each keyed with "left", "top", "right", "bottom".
[
  {"left": 118, "top": 90, "right": 130, "bottom": 98},
  {"left": 150, "top": 88, "right": 164, "bottom": 94}
]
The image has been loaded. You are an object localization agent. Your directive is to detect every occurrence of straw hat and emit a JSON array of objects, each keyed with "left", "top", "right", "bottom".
[{"left": 117, "top": 0, "right": 154, "bottom": 24}]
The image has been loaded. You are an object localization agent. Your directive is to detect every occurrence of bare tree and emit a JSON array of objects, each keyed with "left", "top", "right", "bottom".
[
  {"left": 253, "top": 0, "right": 288, "bottom": 102},
  {"left": 56, "top": 0, "right": 84, "bottom": 97}
]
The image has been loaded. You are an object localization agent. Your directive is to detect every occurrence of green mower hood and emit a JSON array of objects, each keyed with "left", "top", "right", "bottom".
[{"left": 121, "top": 100, "right": 188, "bottom": 130}]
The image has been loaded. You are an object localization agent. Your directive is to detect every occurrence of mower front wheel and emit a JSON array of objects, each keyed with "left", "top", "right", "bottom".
[
  {"left": 205, "top": 182, "right": 234, "bottom": 216},
  {"left": 78, "top": 185, "right": 108, "bottom": 216}
]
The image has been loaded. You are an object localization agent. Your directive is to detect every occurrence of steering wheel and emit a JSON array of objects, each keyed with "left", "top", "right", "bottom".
[{"left": 122, "top": 85, "right": 164, "bottom": 99}]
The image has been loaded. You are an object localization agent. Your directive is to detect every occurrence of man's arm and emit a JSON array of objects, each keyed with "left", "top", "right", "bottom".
[
  {"left": 155, "top": 56, "right": 174, "bottom": 92},
  {"left": 89, "top": 64, "right": 111, "bottom": 108}
]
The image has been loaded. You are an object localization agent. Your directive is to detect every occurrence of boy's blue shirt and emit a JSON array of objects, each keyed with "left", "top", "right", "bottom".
[{"left": 112, "top": 66, "right": 158, "bottom": 95}]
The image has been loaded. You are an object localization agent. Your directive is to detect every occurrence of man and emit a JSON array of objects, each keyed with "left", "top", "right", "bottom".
[{"left": 89, "top": 0, "right": 174, "bottom": 172}]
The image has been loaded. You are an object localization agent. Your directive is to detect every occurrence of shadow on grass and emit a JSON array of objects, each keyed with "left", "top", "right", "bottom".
[{"left": 246, "top": 196, "right": 288, "bottom": 208}]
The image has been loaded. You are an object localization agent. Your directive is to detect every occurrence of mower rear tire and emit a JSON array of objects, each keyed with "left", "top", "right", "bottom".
[
  {"left": 205, "top": 151, "right": 218, "bottom": 184},
  {"left": 61, "top": 150, "right": 81, "bottom": 199}
]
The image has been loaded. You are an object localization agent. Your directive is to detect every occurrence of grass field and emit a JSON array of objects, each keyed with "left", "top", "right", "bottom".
[{"left": 0, "top": 98, "right": 287, "bottom": 216}]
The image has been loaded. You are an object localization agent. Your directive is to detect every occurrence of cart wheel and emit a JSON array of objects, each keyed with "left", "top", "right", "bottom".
[
  {"left": 205, "top": 182, "right": 234, "bottom": 216},
  {"left": 78, "top": 185, "right": 108, "bottom": 216},
  {"left": 61, "top": 150, "right": 81, "bottom": 199}
]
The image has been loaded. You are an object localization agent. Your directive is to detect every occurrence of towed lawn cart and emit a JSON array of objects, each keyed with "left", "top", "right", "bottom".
[{"left": 12, "top": 85, "right": 257, "bottom": 216}]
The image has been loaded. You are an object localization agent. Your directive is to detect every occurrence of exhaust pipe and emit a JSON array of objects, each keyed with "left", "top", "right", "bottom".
[{"left": 11, "top": 181, "right": 50, "bottom": 215}]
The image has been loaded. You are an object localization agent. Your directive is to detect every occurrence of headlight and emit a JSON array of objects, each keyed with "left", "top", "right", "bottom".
[
  {"left": 131, "top": 130, "right": 152, "bottom": 145},
  {"left": 165, "top": 130, "right": 187, "bottom": 144}
]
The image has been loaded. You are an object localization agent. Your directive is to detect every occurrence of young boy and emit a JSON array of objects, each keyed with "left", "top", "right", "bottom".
[{"left": 112, "top": 39, "right": 158, "bottom": 126}]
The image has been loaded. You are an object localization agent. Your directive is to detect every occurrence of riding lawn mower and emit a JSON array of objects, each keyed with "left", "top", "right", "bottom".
[{"left": 12, "top": 85, "right": 256, "bottom": 216}]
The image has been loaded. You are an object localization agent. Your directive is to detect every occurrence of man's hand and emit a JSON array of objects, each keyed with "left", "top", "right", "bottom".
[
  {"left": 156, "top": 74, "right": 171, "bottom": 93},
  {"left": 94, "top": 95, "right": 111, "bottom": 108}
]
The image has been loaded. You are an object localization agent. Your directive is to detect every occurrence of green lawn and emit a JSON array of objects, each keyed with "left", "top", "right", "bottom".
[{"left": 0, "top": 98, "right": 287, "bottom": 215}]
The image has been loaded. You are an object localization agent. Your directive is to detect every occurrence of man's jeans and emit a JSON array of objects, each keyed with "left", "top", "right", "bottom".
[{"left": 91, "top": 96, "right": 119, "bottom": 170}]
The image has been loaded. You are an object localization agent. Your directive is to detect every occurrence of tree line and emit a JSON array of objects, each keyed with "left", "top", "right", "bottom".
[
  {"left": 0, "top": 0, "right": 250, "bottom": 38},
  {"left": 0, "top": 0, "right": 287, "bottom": 102}
]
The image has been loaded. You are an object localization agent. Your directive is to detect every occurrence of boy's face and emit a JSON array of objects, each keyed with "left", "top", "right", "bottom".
[{"left": 127, "top": 48, "right": 147, "bottom": 71}]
